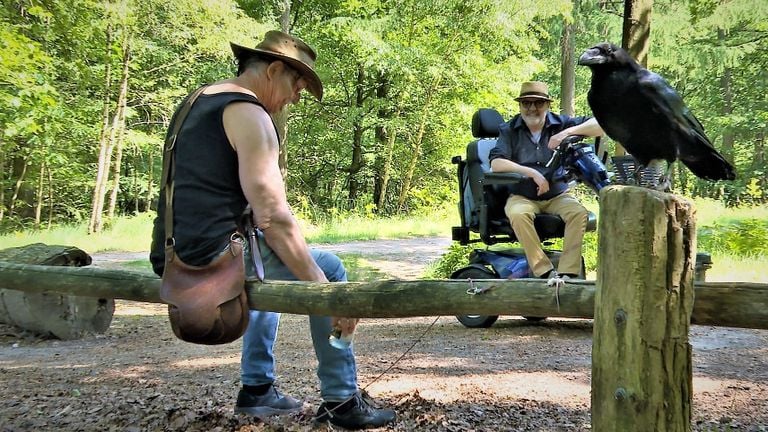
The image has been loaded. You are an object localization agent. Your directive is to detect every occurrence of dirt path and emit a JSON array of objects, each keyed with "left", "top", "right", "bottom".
[
  {"left": 87, "top": 237, "right": 454, "bottom": 279},
  {"left": 2, "top": 237, "right": 767, "bottom": 431}
]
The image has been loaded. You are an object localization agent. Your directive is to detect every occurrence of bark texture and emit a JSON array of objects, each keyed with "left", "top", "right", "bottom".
[
  {"left": 592, "top": 185, "right": 694, "bottom": 432},
  {"left": 0, "top": 244, "right": 115, "bottom": 339}
]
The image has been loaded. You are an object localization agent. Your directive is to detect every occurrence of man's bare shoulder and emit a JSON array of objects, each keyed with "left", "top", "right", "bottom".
[
  {"left": 204, "top": 80, "right": 258, "bottom": 99},
  {"left": 222, "top": 102, "right": 275, "bottom": 152}
]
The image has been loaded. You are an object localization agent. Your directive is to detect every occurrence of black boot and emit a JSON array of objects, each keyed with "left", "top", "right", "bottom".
[
  {"left": 315, "top": 391, "right": 396, "bottom": 429},
  {"left": 234, "top": 385, "right": 302, "bottom": 417}
]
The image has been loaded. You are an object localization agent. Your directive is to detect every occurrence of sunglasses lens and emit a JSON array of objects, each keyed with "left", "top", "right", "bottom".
[{"left": 521, "top": 100, "right": 547, "bottom": 108}]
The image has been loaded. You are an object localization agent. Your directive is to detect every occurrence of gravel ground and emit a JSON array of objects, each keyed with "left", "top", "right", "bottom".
[{"left": 1, "top": 237, "right": 767, "bottom": 431}]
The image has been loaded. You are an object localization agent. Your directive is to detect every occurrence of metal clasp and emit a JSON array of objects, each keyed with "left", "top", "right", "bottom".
[{"left": 466, "top": 279, "right": 492, "bottom": 295}]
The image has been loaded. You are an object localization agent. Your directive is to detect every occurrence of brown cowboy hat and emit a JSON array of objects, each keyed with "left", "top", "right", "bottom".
[
  {"left": 230, "top": 30, "right": 323, "bottom": 101},
  {"left": 513, "top": 81, "right": 554, "bottom": 102}
]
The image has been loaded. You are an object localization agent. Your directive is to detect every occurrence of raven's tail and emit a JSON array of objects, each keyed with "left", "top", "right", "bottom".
[{"left": 678, "top": 134, "right": 736, "bottom": 181}]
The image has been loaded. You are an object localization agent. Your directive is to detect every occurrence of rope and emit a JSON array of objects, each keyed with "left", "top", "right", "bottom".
[{"left": 311, "top": 315, "right": 442, "bottom": 422}]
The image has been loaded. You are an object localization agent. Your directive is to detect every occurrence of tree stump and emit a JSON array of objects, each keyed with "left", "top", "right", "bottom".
[
  {"left": 592, "top": 186, "right": 695, "bottom": 431},
  {"left": 0, "top": 243, "right": 115, "bottom": 339}
]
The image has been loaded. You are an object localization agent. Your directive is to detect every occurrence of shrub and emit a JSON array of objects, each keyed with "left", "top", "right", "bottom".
[
  {"left": 425, "top": 242, "right": 475, "bottom": 278},
  {"left": 698, "top": 218, "right": 768, "bottom": 257}
]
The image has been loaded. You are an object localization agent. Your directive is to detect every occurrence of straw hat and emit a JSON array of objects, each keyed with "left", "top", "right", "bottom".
[
  {"left": 230, "top": 30, "right": 323, "bottom": 101},
  {"left": 513, "top": 81, "right": 554, "bottom": 102}
]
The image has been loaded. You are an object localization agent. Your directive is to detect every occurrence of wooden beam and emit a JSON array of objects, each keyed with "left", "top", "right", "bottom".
[{"left": 0, "top": 261, "right": 766, "bottom": 329}]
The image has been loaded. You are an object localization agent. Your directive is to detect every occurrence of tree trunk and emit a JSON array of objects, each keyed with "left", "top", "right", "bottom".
[
  {"left": 373, "top": 74, "right": 399, "bottom": 215},
  {"left": 0, "top": 147, "right": 6, "bottom": 223},
  {"left": 0, "top": 244, "right": 114, "bottom": 340},
  {"left": 132, "top": 164, "right": 139, "bottom": 214},
  {"left": 377, "top": 124, "right": 397, "bottom": 212},
  {"left": 753, "top": 131, "right": 765, "bottom": 173},
  {"left": 618, "top": 0, "right": 653, "bottom": 156},
  {"left": 47, "top": 166, "right": 53, "bottom": 228},
  {"left": 347, "top": 63, "right": 366, "bottom": 208},
  {"left": 752, "top": 131, "right": 765, "bottom": 198},
  {"left": 34, "top": 163, "right": 45, "bottom": 228},
  {"left": 621, "top": 0, "right": 652, "bottom": 67},
  {"left": 560, "top": 2, "right": 576, "bottom": 116},
  {"left": 592, "top": 185, "right": 694, "bottom": 432},
  {"left": 718, "top": 29, "right": 734, "bottom": 163},
  {"left": 8, "top": 157, "right": 28, "bottom": 218},
  {"left": 397, "top": 78, "right": 439, "bottom": 212},
  {"left": 273, "top": 0, "right": 292, "bottom": 179},
  {"left": 146, "top": 151, "right": 154, "bottom": 212},
  {"left": 89, "top": 25, "right": 115, "bottom": 234},
  {"left": 107, "top": 35, "right": 131, "bottom": 221},
  {"left": 373, "top": 73, "right": 391, "bottom": 212},
  {"left": 279, "top": 0, "right": 291, "bottom": 31},
  {"left": 107, "top": 130, "right": 125, "bottom": 218}
]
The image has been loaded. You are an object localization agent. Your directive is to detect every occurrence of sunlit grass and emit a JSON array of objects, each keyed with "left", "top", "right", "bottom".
[
  {"left": 0, "top": 213, "right": 156, "bottom": 254},
  {"left": 121, "top": 252, "right": 392, "bottom": 281},
  {"left": 303, "top": 206, "right": 455, "bottom": 244},
  {"left": 0, "top": 206, "right": 456, "bottom": 253},
  {"left": 1, "top": 200, "right": 765, "bottom": 285},
  {"left": 707, "top": 253, "right": 767, "bottom": 283},
  {"left": 337, "top": 253, "right": 390, "bottom": 282},
  {"left": 692, "top": 197, "right": 768, "bottom": 227}
]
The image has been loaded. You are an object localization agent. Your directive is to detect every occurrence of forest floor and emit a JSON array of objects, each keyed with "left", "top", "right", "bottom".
[{"left": 1, "top": 237, "right": 767, "bottom": 431}]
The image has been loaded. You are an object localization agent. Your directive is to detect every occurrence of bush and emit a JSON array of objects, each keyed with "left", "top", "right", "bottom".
[
  {"left": 698, "top": 218, "right": 768, "bottom": 257},
  {"left": 425, "top": 242, "right": 474, "bottom": 278}
]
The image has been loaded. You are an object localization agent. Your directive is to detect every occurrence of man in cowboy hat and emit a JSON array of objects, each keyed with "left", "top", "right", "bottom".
[
  {"left": 489, "top": 81, "right": 605, "bottom": 280},
  {"left": 150, "top": 30, "right": 396, "bottom": 429}
]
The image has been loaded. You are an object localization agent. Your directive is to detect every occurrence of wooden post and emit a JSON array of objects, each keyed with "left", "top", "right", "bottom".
[{"left": 593, "top": 186, "right": 694, "bottom": 431}]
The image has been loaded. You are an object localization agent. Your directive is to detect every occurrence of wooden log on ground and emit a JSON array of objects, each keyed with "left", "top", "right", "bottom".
[
  {"left": 592, "top": 186, "right": 694, "bottom": 432},
  {"left": 0, "top": 261, "right": 767, "bottom": 329},
  {"left": 0, "top": 244, "right": 115, "bottom": 339}
]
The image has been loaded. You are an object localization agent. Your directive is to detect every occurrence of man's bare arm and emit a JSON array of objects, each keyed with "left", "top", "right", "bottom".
[
  {"left": 223, "top": 102, "right": 327, "bottom": 282},
  {"left": 547, "top": 117, "right": 604, "bottom": 150}
]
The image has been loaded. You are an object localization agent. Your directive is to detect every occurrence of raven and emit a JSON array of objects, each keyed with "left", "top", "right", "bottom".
[{"left": 578, "top": 42, "right": 735, "bottom": 188}]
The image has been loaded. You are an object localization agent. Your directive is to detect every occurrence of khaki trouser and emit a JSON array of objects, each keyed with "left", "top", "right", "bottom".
[{"left": 503, "top": 193, "right": 588, "bottom": 277}]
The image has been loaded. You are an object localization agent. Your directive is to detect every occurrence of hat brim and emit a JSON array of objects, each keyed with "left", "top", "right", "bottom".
[
  {"left": 514, "top": 94, "right": 554, "bottom": 102},
  {"left": 230, "top": 43, "right": 324, "bottom": 101}
]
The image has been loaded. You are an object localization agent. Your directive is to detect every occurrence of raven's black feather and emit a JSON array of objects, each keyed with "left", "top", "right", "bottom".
[{"left": 578, "top": 42, "right": 735, "bottom": 181}]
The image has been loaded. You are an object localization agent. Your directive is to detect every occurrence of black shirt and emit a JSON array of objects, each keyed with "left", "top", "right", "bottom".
[
  {"left": 150, "top": 91, "right": 271, "bottom": 276},
  {"left": 489, "top": 111, "right": 591, "bottom": 200}
]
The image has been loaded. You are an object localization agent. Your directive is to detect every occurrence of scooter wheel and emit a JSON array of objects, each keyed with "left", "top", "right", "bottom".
[{"left": 451, "top": 266, "right": 500, "bottom": 328}]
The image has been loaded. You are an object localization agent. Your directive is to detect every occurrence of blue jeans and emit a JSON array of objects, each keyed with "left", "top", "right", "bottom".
[{"left": 241, "top": 233, "right": 358, "bottom": 402}]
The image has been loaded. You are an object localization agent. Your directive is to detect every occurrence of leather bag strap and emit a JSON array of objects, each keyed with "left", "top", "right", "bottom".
[
  {"left": 160, "top": 85, "right": 265, "bottom": 281},
  {"left": 162, "top": 85, "right": 209, "bottom": 247}
]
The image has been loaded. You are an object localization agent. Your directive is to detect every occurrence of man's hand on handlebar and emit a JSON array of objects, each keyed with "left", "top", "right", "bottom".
[{"left": 547, "top": 131, "right": 570, "bottom": 150}]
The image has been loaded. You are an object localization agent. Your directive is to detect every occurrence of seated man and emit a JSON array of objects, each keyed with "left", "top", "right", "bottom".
[
  {"left": 489, "top": 81, "right": 604, "bottom": 279},
  {"left": 150, "top": 31, "right": 395, "bottom": 429}
]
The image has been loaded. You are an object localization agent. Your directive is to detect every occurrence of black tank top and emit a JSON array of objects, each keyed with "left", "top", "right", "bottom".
[{"left": 150, "top": 91, "right": 272, "bottom": 276}]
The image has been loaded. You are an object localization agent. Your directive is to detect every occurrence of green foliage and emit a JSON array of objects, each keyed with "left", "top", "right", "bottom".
[
  {"left": 1, "top": 0, "right": 766, "bottom": 232},
  {"left": 648, "top": 0, "right": 768, "bottom": 203},
  {"left": 699, "top": 218, "right": 768, "bottom": 257},
  {"left": 424, "top": 242, "right": 474, "bottom": 279}
]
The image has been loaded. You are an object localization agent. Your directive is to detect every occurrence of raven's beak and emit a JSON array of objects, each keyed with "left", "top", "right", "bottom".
[{"left": 578, "top": 48, "right": 605, "bottom": 66}]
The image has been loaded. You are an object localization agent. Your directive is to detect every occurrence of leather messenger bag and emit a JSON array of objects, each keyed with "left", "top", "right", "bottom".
[{"left": 158, "top": 86, "right": 258, "bottom": 345}]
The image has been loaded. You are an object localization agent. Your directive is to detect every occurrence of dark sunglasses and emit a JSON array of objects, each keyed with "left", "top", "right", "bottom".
[{"left": 519, "top": 99, "right": 549, "bottom": 109}]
